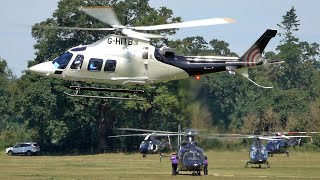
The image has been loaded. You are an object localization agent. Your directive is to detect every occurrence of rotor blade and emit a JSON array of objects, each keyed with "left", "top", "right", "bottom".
[
  {"left": 108, "top": 133, "right": 149, "bottom": 138},
  {"left": 272, "top": 135, "right": 311, "bottom": 139},
  {"left": 117, "top": 128, "right": 178, "bottom": 134},
  {"left": 32, "top": 25, "right": 115, "bottom": 31},
  {"left": 80, "top": 6, "right": 122, "bottom": 27},
  {"left": 121, "top": 29, "right": 164, "bottom": 40},
  {"left": 133, "top": 17, "right": 235, "bottom": 31},
  {"left": 273, "top": 131, "right": 318, "bottom": 135},
  {"left": 257, "top": 137, "right": 280, "bottom": 141},
  {"left": 152, "top": 133, "right": 183, "bottom": 137}
]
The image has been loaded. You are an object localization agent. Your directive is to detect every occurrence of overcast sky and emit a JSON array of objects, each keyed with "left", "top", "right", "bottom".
[{"left": 0, "top": 0, "right": 319, "bottom": 77}]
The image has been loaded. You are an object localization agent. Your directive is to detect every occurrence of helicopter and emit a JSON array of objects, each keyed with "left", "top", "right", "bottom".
[
  {"left": 265, "top": 132, "right": 311, "bottom": 157},
  {"left": 107, "top": 128, "right": 178, "bottom": 158},
  {"left": 245, "top": 135, "right": 272, "bottom": 168},
  {"left": 175, "top": 126, "right": 208, "bottom": 176},
  {"left": 204, "top": 131, "right": 281, "bottom": 168},
  {"left": 29, "top": 6, "right": 282, "bottom": 100}
]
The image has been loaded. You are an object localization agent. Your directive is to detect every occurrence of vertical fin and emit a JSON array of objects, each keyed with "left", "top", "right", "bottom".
[{"left": 241, "top": 29, "right": 277, "bottom": 67}]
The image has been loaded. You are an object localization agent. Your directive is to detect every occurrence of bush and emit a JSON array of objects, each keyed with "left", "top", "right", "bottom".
[{"left": 0, "top": 124, "right": 38, "bottom": 149}]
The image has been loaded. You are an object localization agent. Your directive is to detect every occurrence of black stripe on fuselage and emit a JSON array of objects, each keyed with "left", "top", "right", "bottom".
[{"left": 154, "top": 50, "right": 243, "bottom": 76}]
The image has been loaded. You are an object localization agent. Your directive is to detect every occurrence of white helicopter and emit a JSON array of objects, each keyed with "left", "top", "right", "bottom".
[{"left": 29, "top": 6, "right": 282, "bottom": 100}]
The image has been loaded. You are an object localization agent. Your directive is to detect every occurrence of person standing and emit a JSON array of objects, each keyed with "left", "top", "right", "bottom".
[
  {"left": 204, "top": 156, "right": 208, "bottom": 175},
  {"left": 170, "top": 152, "right": 178, "bottom": 175}
]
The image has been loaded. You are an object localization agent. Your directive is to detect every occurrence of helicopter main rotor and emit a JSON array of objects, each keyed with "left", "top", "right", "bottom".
[{"left": 33, "top": 6, "right": 235, "bottom": 41}]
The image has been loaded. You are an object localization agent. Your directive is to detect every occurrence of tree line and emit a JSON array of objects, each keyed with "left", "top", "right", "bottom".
[{"left": 0, "top": 0, "right": 319, "bottom": 153}]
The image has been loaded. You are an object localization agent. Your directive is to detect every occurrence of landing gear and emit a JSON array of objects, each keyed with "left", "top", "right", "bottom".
[
  {"left": 266, "top": 162, "right": 270, "bottom": 168},
  {"left": 65, "top": 85, "right": 146, "bottom": 101},
  {"left": 191, "top": 171, "right": 201, "bottom": 176},
  {"left": 245, "top": 161, "right": 270, "bottom": 168},
  {"left": 245, "top": 162, "right": 249, "bottom": 168}
]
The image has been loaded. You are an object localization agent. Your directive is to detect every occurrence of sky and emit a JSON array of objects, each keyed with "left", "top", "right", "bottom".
[{"left": 0, "top": 0, "right": 319, "bottom": 77}]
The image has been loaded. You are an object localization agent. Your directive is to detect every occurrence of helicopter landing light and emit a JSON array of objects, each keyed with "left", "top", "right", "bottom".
[{"left": 29, "top": 61, "right": 55, "bottom": 76}]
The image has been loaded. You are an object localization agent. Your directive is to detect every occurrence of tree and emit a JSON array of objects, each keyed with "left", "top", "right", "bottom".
[
  {"left": 0, "top": 58, "right": 15, "bottom": 132},
  {"left": 275, "top": 6, "right": 319, "bottom": 90},
  {"left": 277, "top": 7, "right": 300, "bottom": 44}
]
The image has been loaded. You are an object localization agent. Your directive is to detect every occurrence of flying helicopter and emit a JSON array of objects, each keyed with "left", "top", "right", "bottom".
[
  {"left": 107, "top": 128, "right": 178, "bottom": 158},
  {"left": 29, "top": 6, "right": 282, "bottom": 100}
]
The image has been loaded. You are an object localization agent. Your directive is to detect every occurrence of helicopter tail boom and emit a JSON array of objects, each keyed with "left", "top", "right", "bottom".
[{"left": 241, "top": 29, "right": 277, "bottom": 67}]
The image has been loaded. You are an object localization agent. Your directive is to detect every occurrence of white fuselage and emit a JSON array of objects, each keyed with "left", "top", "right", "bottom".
[{"left": 29, "top": 35, "right": 189, "bottom": 85}]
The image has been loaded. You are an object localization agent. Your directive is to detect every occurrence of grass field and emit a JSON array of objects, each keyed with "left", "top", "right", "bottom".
[{"left": 0, "top": 150, "right": 320, "bottom": 179}]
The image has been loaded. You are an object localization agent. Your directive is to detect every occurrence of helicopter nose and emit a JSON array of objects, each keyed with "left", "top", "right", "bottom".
[{"left": 29, "top": 61, "right": 55, "bottom": 76}]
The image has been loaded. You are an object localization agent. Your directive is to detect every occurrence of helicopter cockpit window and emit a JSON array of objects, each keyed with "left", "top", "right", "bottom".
[
  {"left": 88, "top": 58, "right": 103, "bottom": 71},
  {"left": 104, "top": 60, "right": 117, "bottom": 72},
  {"left": 70, "top": 54, "right": 84, "bottom": 70},
  {"left": 52, "top": 51, "right": 73, "bottom": 69},
  {"left": 140, "top": 142, "right": 147, "bottom": 149},
  {"left": 184, "top": 152, "right": 201, "bottom": 161}
]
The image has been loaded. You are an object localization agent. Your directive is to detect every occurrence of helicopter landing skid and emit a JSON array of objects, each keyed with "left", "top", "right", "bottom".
[
  {"left": 64, "top": 86, "right": 146, "bottom": 101},
  {"left": 245, "top": 161, "right": 270, "bottom": 168}
]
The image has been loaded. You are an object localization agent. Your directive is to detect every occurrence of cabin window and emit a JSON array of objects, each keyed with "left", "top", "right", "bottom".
[
  {"left": 142, "top": 47, "right": 148, "bottom": 59},
  {"left": 70, "top": 54, "right": 84, "bottom": 70},
  {"left": 52, "top": 51, "right": 73, "bottom": 69},
  {"left": 88, "top": 58, "right": 103, "bottom": 71},
  {"left": 104, "top": 60, "right": 117, "bottom": 72}
]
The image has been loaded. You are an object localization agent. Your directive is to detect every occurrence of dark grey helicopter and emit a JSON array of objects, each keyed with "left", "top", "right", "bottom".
[{"left": 108, "top": 128, "right": 177, "bottom": 158}]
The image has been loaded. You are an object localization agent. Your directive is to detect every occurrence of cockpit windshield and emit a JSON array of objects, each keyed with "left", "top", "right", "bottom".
[
  {"left": 139, "top": 141, "right": 148, "bottom": 148},
  {"left": 52, "top": 51, "right": 73, "bottom": 69},
  {"left": 184, "top": 152, "right": 202, "bottom": 161}
]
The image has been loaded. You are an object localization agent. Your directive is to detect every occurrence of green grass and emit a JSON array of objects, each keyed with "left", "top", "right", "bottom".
[{"left": 0, "top": 150, "right": 319, "bottom": 179}]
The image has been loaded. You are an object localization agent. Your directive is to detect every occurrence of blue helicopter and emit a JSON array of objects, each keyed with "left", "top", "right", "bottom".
[
  {"left": 245, "top": 135, "right": 272, "bottom": 168},
  {"left": 204, "top": 131, "right": 280, "bottom": 168},
  {"left": 265, "top": 132, "right": 311, "bottom": 157},
  {"left": 175, "top": 127, "right": 208, "bottom": 176}
]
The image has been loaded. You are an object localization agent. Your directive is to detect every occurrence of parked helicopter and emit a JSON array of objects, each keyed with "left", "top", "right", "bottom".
[
  {"left": 175, "top": 126, "right": 208, "bottom": 176},
  {"left": 204, "top": 131, "right": 283, "bottom": 168},
  {"left": 108, "top": 128, "right": 178, "bottom": 158},
  {"left": 245, "top": 135, "right": 272, "bottom": 168},
  {"left": 29, "top": 6, "right": 282, "bottom": 100},
  {"left": 266, "top": 132, "right": 311, "bottom": 157}
]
